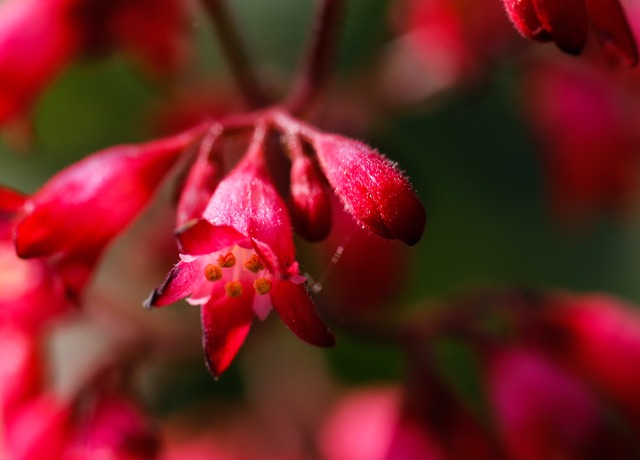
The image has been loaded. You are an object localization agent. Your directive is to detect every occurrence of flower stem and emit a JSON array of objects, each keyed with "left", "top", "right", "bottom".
[
  {"left": 200, "top": 0, "right": 270, "bottom": 108},
  {"left": 286, "top": 0, "right": 345, "bottom": 116}
]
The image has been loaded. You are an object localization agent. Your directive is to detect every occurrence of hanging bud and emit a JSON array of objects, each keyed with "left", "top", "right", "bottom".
[
  {"left": 289, "top": 153, "right": 332, "bottom": 242},
  {"left": 311, "top": 133, "right": 426, "bottom": 246}
]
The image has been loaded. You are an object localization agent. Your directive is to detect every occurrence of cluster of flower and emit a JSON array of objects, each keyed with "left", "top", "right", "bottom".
[{"left": 1, "top": 0, "right": 640, "bottom": 458}]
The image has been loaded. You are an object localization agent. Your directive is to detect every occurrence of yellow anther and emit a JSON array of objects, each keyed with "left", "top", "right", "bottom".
[
  {"left": 244, "top": 254, "right": 265, "bottom": 273},
  {"left": 204, "top": 264, "right": 223, "bottom": 282},
  {"left": 253, "top": 278, "right": 272, "bottom": 295},
  {"left": 218, "top": 252, "right": 236, "bottom": 268},
  {"left": 225, "top": 281, "right": 243, "bottom": 297}
]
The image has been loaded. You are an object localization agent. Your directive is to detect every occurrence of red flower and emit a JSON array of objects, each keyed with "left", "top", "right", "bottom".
[
  {"left": 14, "top": 129, "right": 199, "bottom": 294},
  {"left": 501, "top": 0, "right": 638, "bottom": 64},
  {"left": 147, "top": 125, "right": 334, "bottom": 377},
  {"left": 0, "top": 0, "right": 188, "bottom": 124},
  {"left": 522, "top": 60, "right": 639, "bottom": 221},
  {"left": 309, "top": 132, "right": 425, "bottom": 246},
  {"left": 485, "top": 345, "right": 623, "bottom": 460},
  {"left": 64, "top": 391, "right": 160, "bottom": 460},
  {"left": 0, "top": 0, "right": 79, "bottom": 124},
  {"left": 545, "top": 294, "right": 640, "bottom": 430}
]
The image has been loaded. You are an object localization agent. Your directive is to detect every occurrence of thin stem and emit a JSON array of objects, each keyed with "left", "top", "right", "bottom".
[
  {"left": 200, "top": 0, "right": 270, "bottom": 108},
  {"left": 286, "top": 0, "right": 345, "bottom": 115}
]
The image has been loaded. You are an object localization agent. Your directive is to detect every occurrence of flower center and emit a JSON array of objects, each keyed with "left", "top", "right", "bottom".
[{"left": 202, "top": 246, "right": 269, "bottom": 298}]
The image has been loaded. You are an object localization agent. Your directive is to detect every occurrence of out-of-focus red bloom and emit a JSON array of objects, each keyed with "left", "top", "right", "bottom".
[
  {"left": 74, "top": 0, "right": 188, "bottom": 74},
  {"left": 14, "top": 130, "right": 199, "bottom": 295},
  {"left": 4, "top": 394, "right": 73, "bottom": 460},
  {"left": 0, "top": 0, "right": 79, "bottom": 124},
  {"left": 64, "top": 391, "right": 160, "bottom": 460},
  {"left": 522, "top": 60, "right": 639, "bottom": 221},
  {"left": 0, "top": 0, "right": 188, "bottom": 125},
  {"left": 501, "top": 0, "right": 638, "bottom": 64},
  {"left": 0, "top": 186, "right": 68, "bottom": 330},
  {"left": 0, "top": 328, "right": 43, "bottom": 421},
  {"left": 319, "top": 387, "right": 446, "bottom": 460},
  {"left": 544, "top": 294, "right": 640, "bottom": 430},
  {"left": 320, "top": 377, "right": 500, "bottom": 460},
  {"left": 391, "top": 0, "right": 512, "bottom": 96},
  {"left": 485, "top": 345, "right": 624, "bottom": 460},
  {"left": 147, "top": 126, "right": 334, "bottom": 377}
]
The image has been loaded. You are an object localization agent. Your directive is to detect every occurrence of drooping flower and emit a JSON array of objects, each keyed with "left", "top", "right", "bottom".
[
  {"left": 544, "top": 294, "right": 640, "bottom": 431},
  {"left": 485, "top": 345, "right": 628, "bottom": 460},
  {"left": 147, "top": 125, "right": 334, "bottom": 377},
  {"left": 500, "top": 0, "right": 638, "bottom": 64},
  {"left": 0, "top": 0, "right": 80, "bottom": 124},
  {"left": 266, "top": 109, "right": 426, "bottom": 246},
  {"left": 14, "top": 129, "right": 200, "bottom": 295},
  {"left": 522, "top": 59, "right": 639, "bottom": 221}
]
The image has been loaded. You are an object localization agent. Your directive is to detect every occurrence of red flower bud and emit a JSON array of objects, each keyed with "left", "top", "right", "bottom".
[
  {"left": 289, "top": 154, "right": 332, "bottom": 242},
  {"left": 311, "top": 134, "right": 426, "bottom": 246}
]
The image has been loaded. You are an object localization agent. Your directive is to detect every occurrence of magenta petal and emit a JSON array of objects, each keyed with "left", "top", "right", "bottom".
[
  {"left": 201, "top": 290, "right": 254, "bottom": 377},
  {"left": 270, "top": 281, "right": 335, "bottom": 347},
  {"left": 15, "top": 131, "right": 196, "bottom": 260},
  {"left": 144, "top": 258, "right": 204, "bottom": 307},
  {"left": 177, "top": 219, "right": 246, "bottom": 256},
  {"left": 202, "top": 156, "right": 297, "bottom": 270},
  {"left": 586, "top": 0, "right": 638, "bottom": 66},
  {"left": 534, "top": 0, "right": 589, "bottom": 54},
  {"left": 312, "top": 134, "right": 426, "bottom": 246}
]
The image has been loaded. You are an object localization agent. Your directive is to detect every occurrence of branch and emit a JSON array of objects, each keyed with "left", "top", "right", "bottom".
[
  {"left": 201, "top": 0, "right": 270, "bottom": 108},
  {"left": 286, "top": 0, "right": 345, "bottom": 115}
]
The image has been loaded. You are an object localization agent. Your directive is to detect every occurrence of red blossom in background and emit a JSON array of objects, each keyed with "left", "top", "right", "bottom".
[
  {"left": 522, "top": 59, "right": 640, "bottom": 221},
  {"left": 484, "top": 345, "right": 624, "bottom": 460},
  {"left": 543, "top": 294, "right": 640, "bottom": 431},
  {"left": 0, "top": 0, "right": 188, "bottom": 125},
  {"left": 500, "top": 0, "right": 638, "bottom": 64},
  {"left": 0, "top": 0, "right": 79, "bottom": 124}
]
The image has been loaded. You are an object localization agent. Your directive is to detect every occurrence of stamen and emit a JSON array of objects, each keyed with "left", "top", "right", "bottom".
[
  {"left": 253, "top": 278, "right": 271, "bottom": 295},
  {"left": 204, "top": 264, "right": 222, "bottom": 282},
  {"left": 218, "top": 252, "right": 236, "bottom": 268},
  {"left": 225, "top": 281, "right": 243, "bottom": 297},
  {"left": 244, "top": 254, "right": 265, "bottom": 273}
]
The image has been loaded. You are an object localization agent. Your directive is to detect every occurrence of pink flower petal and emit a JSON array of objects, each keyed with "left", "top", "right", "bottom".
[
  {"left": 144, "top": 258, "right": 205, "bottom": 307},
  {"left": 176, "top": 220, "right": 246, "bottom": 256},
  {"left": 201, "top": 155, "right": 297, "bottom": 271},
  {"left": 270, "top": 281, "right": 335, "bottom": 347},
  {"left": 312, "top": 134, "right": 426, "bottom": 246},
  {"left": 201, "top": 287, "right": 255, "bottom": 377}
]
